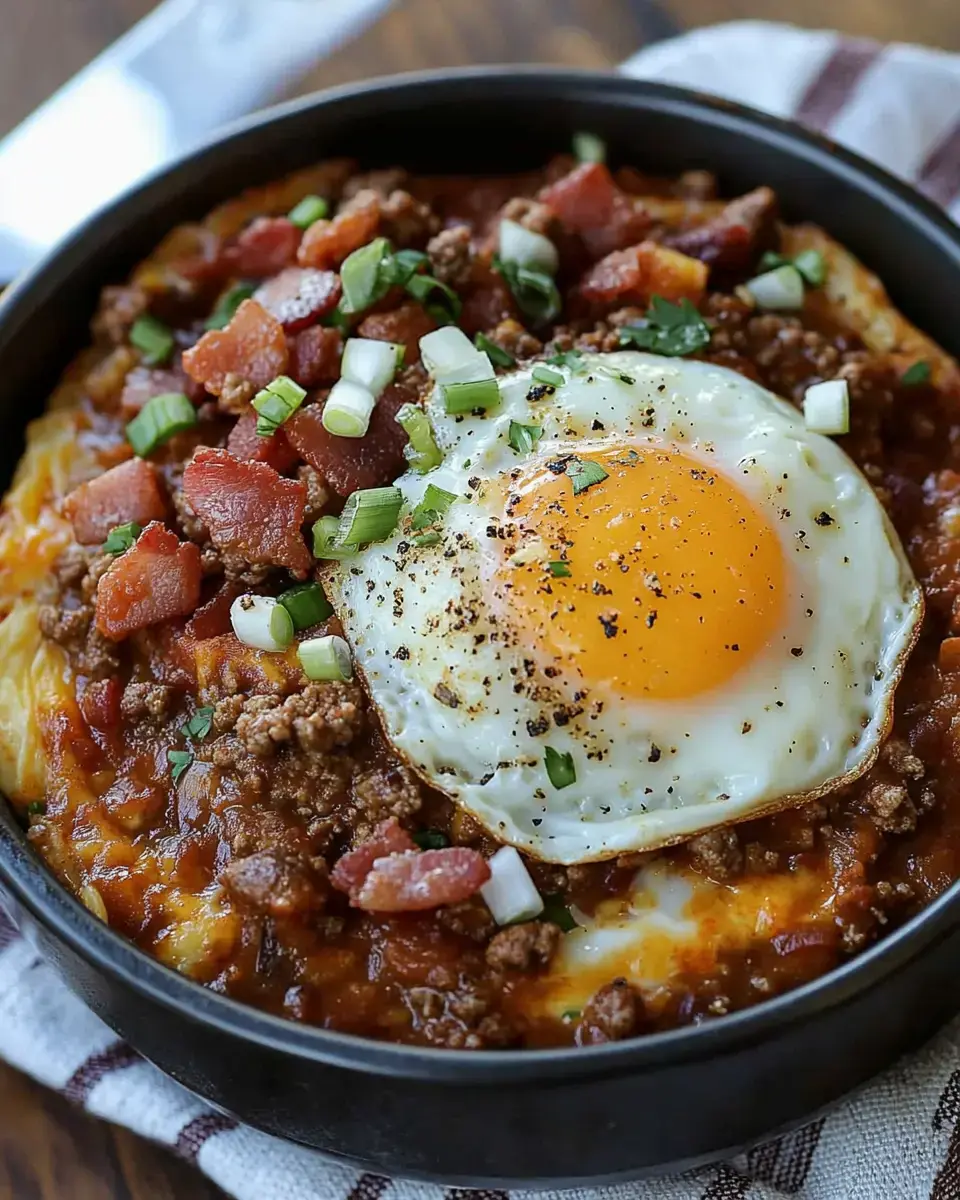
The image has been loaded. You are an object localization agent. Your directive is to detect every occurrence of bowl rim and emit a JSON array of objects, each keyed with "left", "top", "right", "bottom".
[{"left": 3, "top": 63, "right": 960, "bottom": 1086}]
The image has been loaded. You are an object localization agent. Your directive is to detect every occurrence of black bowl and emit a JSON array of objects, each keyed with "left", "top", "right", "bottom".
[{"left": 2, "top": 68, "right": 960, "bottom": 1190}]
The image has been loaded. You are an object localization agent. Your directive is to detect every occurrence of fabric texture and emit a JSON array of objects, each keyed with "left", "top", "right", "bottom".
[{"left": 4, "top": 19, "right": 960, "bottom": 1199}]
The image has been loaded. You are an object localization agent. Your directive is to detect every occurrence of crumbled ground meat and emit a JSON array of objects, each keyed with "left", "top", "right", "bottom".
[
  {"left": 233, "top": 683, "right": 364, "bottom": 757},
  {"left": 435, "top": 897, "right": 496, "bottom": 943},
  {"left": 92, "top": 285, "right": 149, "bottom": 345},
  {"left": 212, "top": 693, "right": 246, "bottom": 733},
  {"left": 38, "top": 602, "right": 120, "bottom": 678},
  {"left": 172, "top": 489, "right": 274, "bottom": 585},
  {"left": 578, "top": 978, "right": 643, "bottom": 1044},
  {"left": 685, "top": 827, "right": 743, "bottom": 882},
  {"left": 340, "top": 168, "right": 408, "bottom": 202},
  {"left": 426, "top": 225, "right": 474, "bottom": 287},
  {"left": 851, "top": 737, "right": 933, "bottom": 834},
  {"left": 349, "top": 763, "right": 422, "bottom": 842},
  {"left": 221, "top": 849, "right": 328, "bottom": 919},
  {"left": 499, "top": 196, "right": 558, "bottom": 237},
  {"left": 298, "top": 463, "right": 329, "bottom": 523},
  {"left": 120, "top": 682, "right": 172, "bottom": 722},
  {"left": 485, "top": 318, "right": 543, "bottom": 362},
  {"left": 485, "top": 921, "right": 561, "bottom": 970},
  {"left": 217, "top": 373, "right": 255, "bottom": 414},
  {"left": 410, "top": 985, "right": 519, "bottom": 1050},
  {"left": 744, "top": 843, "right": 781, "bottom": 873}
]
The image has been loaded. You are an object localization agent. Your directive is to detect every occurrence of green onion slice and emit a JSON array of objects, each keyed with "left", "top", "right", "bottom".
[
  {"left": 442, "top": 376, "right": 500, "bottom": 414},
  {"left": 902, "top": 360, "right": 931, "bottom": 386},
  {"left": 125, "top": 392, "right": 197, "bottom": 457},
  {"left": 396, "top": 403, "right": 443, "bottom": 473},
  {"left": 544, "top": 746, "right": 576, "bottom": 790},
  {"left": 541, "top": 892, "right": 580, "bottom": 932},
  {"left": 340, "top": 237, "right": 393, "bottom": 314},
  {"left": 508, "top": 421, "right": 543, "bottom": 455},
  {"left": 278, "top": 582, "right": 333, "bottom": 630},
  {"left": 337, "top": 486, "right": 403, "bottom": 547},
  {"left": 411, "top": 530, "right": 441, "bottom": 548},
  {"left": 205, "top": 283, "right": 256, "bottom": 331},
  {"left": 130, "top": 315, "right": 175, "bottom": 366},
  {"left": 298, "top": 634, "right": 353, "bottom": 682},
  {"left": 288, "top": 194, "right": 329, "bottom": 229},
  {"left": 252, "top": 375, "right": 307, "bottom": 437},
  {"left": 547, "top": 348, "right": 584, "bottom": 368},
  {"left": 474, "top": 332, "right": 515, "bottom": 368},
  {"left": 532, "top": 364, "right": 563, "bottom": 387},
  {"left": 102, "top": 522, "right": 142, "bottom": 555},
  {"left": 312, "top": 515, "right": 357, "bottom": 560},
  {"left": 493, "top": 256, "right": 562, "bottom": 324},
  {"left": 572, "top": 131, "right": 606, "bottom": 163},
  {"left": 413, "top": 829, "right": 449, "bottom": 850},
  {"left": 759, "top": 249, "right": 826, "bottom": 288},
  {"left": 182, "top": 706, "right": 214, "bottom": 741},
  {"left": 384, "top": 248, "right": 429, "bottom": 287},
  {"left": 411, "top": 483, "right": 457, "bottom": 531},
  {"left": 567, "top": 457, "right": 609, "bottom": 496},
  {"left": 547, "top": 560, "right": 571, "bottom": 578},
  {"left": 230, "top": 594, "right": 294, "bottom": 652},
  {"left": 321, "top": 379, "right": 376, "bottom": 439},
  {"left": 168, "top": 748, "right": 194, "bottom": 784},
  {"left": 405, "top": 272, "right": 462, "bottom": 326}
]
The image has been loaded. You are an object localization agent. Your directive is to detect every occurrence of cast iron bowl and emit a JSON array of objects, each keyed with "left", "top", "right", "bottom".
[{"left": 2, "top": 68, "right": 960, "bottom": 1190}]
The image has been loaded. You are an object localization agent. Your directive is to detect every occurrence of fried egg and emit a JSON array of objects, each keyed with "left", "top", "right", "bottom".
[{"left": 325, "top": 351, "right": 922, "bottom": 864}]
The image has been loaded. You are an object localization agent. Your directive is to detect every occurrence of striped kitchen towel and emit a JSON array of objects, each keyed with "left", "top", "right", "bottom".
[{"left": 5, "top": 20, "right": 960, "bottom": 1200}]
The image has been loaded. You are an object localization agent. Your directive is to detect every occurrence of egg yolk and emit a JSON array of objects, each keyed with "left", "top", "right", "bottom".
[{"left": 500, "top": 442, "right": 786, "bottom": 701}]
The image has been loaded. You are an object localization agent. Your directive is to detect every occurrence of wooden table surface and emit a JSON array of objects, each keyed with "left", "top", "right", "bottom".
[{"left": 0, "top": 0, "right": 958, "bottom": 1196}]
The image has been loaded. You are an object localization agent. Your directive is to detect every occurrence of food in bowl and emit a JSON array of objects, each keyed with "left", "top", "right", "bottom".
[{"left": 0, "top": 145, "right": 956, "bottom": 1050}]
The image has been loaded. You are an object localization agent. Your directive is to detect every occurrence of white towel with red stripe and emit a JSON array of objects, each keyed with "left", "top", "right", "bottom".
[{"left": 4, "top": 20, "right": 960, "bottom": 1200}]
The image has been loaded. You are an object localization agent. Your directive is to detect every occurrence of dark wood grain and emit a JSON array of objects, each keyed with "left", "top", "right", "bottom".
[{"left": 0, "top": 0, "right": 957, "bottom": 1195}]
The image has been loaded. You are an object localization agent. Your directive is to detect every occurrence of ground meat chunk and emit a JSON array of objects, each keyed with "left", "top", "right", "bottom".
[
  {"left": 298, "top": 463, "right": 330, "bottom": 524},
  {"left": 350, "top": 763, "right": 422, "bottom": 842},
  {"left": 485, "top": 921, "right": 561, "bottom": 971},
  {"left": 92, "top": 285, "right": 149, "bottom": 345},
  {"left": 38, "top": 602, "right": 121, "bottom": 678},
  {"left": 221, "top": 849, "right": 328, "bottom": 919},
  {"left": 217, "top": 373, "right": 256, "bottom": 414},
  {"left": 485, "top": 318, "right": 543, "bottom": 362},
  {"left": 675, "top": 169, "right": 718, "bottom": 200},
  {"left": 340, "top": 168, "right": 409, "bottom": 202},
  {"left": 685, "top": 827, "right": 743, "bottom": 881},
  {"left": 120, "top": 682, "right": 172, "bottom": 722},
  {"left": 234, "top": 683, "right": 364, "bottom": 758},
  {"left": 577, "top": 978, "right": 643, "bottom": 1045},
  {"left": 377, "top": 189, "right": 440, "bottom": 247},
  {"left": 212, "top": 693, "right": 246, "bottom": 733},
  {"left": 435, "top": 897, "right": 496, "bottom": 943},
  {"left": 499, "top": 196, "right": 558, "bottom": 238},
  {"left": 411, "top": 986, "right": 519, "bottom": 1050},
  {"left": 426, "top": 225, "right": 474, "bottom": 287}
]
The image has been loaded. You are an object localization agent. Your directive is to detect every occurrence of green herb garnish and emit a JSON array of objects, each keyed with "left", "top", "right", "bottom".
[
  {"left": 181, "top": 706, "right": 214, "bottom": 742},
  {"left": 532, "top": 364, "right": 564, "bottom": 387},
  {"left": 475, "top": 332, "right": 516, "bottom": 368},
  {"left": 902, "top": 360, "right": 932, "bottom": 386},
  {"left": 130, "top": 314, "right": 175, "bottom": 366},
  {"left": 411, "top": 483, "right": 458, "bottom": 531},
  {"left": 547, "top": 561, "right": 571, "bottom": 578},
  {"left": 288, "top": 194, "right": 329, "bottom": 229},
  {"left": 566, "top": 457, "right": 609, "bottom": 496},
  {"left": 618, "top": 295, "right": 711, "bottom": 358},
  {"left": 167, "top": 748, "right": 194, "bottom": 784},
  {"left": 26, "top": 801, "right": 46, "bottom": 816},
  {"left": 413, "top": 829, "right": 450, "bottom": 850},
  {"left": 759, "top": 248, "right": 827, "bottom": 288},
  {"left": 541, "top": 892, "right": 580, "bottom": 932},
  {"left": 102, "top": 522, "right": 142, "bottom": 556},
  {"left": 508, "top": 421, "right": 543, "bottom": 455},
  {"left": 544, "top": 746, "right": 576, "bottom": 790},
  {"left": 493, "top": 256, "right": 562, "bottom": 324}
]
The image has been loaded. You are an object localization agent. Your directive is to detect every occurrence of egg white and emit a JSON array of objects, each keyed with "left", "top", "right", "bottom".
[{"left": 324, "top": 351, "right": 922, "bottom": 865}]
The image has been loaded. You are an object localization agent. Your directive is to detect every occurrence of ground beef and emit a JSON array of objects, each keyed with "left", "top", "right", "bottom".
[
  {"left": 92, "top": 285, "right": 149, "bottom": 345},
  {"left": 343, "top": 187, "right": 438, "bottom": 248},
  {"left": 485, "top": 318, "right": 543, "bottom": 362},
  {"left": 426, "top": 225, "right": 473, "bottom": 287},
  {"left": 409, "top": 985, "right": 519, "bottom": 1050},
  {"left": 120, "top": 682, "right": 172, "bottom": 723},
  {"left": 233, "top": 683, "right": 364, "bottom": 758},
  {"left": 172, "top": 489, "right": 274, "bottom": 585},
  {"left": 217, "top": 373, "right": 256, "bottom": 414},
  {"left": 578, "top": 978, "right": 643, "bottom": 1044},
  {"left": 298, "top": 463, "right": 329, "bottom": 523},
  {"left": 685, "top": 827, "right": 744, "bottom": 882},
  {"left": 38, "top": 602, "right": 120, "bottom": 678},
  {"left": 349, "top": 763, "right": 422, "bottom": 842},
  {"left": 221, "top": 848, "right": 328, "bottom": 919},
  {"left": 340, "top": 168, "right": 408, "bottom": 202},
  {"left": 212, "top": 693, "right": 246, "bottom": 733},
  {"left": 485, "top": 921, "right": 561, "bottom": 970},
  {"left": 851, "top": 737, "right": 934, "bottom": 834},
  {"left": 435, "top": 897, "right": 496, "bottom": 943},
  {"left": 498, "top": 196, "right": 558, "bottom": 237}
]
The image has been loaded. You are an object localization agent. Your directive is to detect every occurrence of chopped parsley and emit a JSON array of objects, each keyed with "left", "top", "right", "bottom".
[
  {"left": 492, "top": 256, "right": 561, "bottom": 324},
  {"left": 26, "top": 801, "right": 46, "bottom": 816},
  {"left": 544, "top": 746, "right": 576, "bottom": 790},
  {"left": 619, "top": 295, "right": 711, "bottom": 357},
  {"left": 541, "top": 892, "right": 580, "bottom": 932},
  {"left": 902, "top": 360, "right": 931, "bottom": 386},
  {"left": 413, "top": 829, "right": 450, "bottom": 850},
  {"left": 547, "top": 561, "right": 571, "bottom": 578},
  {"left": 566, "top": 457, "right": 609, "bottom": 496},
  {"left": 102, "top": 522, "right": 142, "bottom": 556},
  {"left": 508, "top": 420, "right": 543, "bottom": 455},
  {"left": 475, "top": 332, "right": 515, "bottom": 368},
  {"left": 547, "top": 348, "right": 584, "bottom": 369},
  {"left": 167, "top": 748, "right": 194, "bottom": 784},
  {"left": 181, "top": 706, "right": 215, "bottom": 742}
]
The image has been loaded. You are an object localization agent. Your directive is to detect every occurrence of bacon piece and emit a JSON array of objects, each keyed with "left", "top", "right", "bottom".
[
  {"left": 579, "top": 242, "right": 708, "bottom": 308},
  {"left": 182, "top": 447, "right": 311, "bottom": 574},
  {"left": 226, "top": 411, "right": 299, "bottom": 473},
  {"left": 64, "top": 458, "right": 168, "bottom": 544},
  {"left": 79, "top": 677, "right": 123, "bottom": 736},
  {"left": 353, "top": 847, "right": 491, "bottom": 913},
  {"left": 185, "top": 581, "right": 243, "bottom": 641},
  {"left": 95, "top": 522, "right": 202, "bottom": 641},
  {"left": 120, "top": 365, "right": 204, "bottom": 418},
  {"left": 254, "top": 267, "right": 342, "bottom": 334},
  {"left": 284, "top": 383, "right": 409, "bottom": 496},
  {"left": 330, "top": 818, "right": 417, "bottom": 898},
  {"left": 227, "top": 217, "right": 301, "bottom": 277},
  {"left": 297, "top": 196, "right": 380, "bottom": 269},
  {"left": 539, "top": 162, "right": 651, "bottom": 259},
  {"left": 358, "top": 302, "right": 436, "bottom": 365},
  {"left": 182, "top": 299, "right": 288, "bottom": 397},
  {"left": 663, "top": 187, "right": 777, "bottom": 272},
  {"left": 289, "top": 326, "right": 343, "bottom": 388}
]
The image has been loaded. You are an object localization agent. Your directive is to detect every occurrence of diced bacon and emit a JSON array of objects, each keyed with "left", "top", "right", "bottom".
[
  {"left": 227, "top": 217, "right": 301, "bottom": 277},
  {"left": 182, "top": 299, "right": 288, "bottom": 397},
  {"left": 330, "top": 818, "right": 417, "bottom": 897},
  {"left": 940, "top": 637, "right": 960, "bottom": 674},
  {"left": 95, "top": 522, "right": 202, "bottom": 641},
  {"left": 182, "top": 448, "right": 311, "bottom": 574},
  {"left": 539, "top": 162, "right": 651, "bottom": 258},
  {"left": 284, "top": 383, "right": 409, "bottom": 496},
  {"left": 457, "top": 265, "right": 516, "bottom": 336},
  {"left": 289, "top": 326, "right": 343, "bottom": 388},
  {"left": 185, "top": 581, "right": 244, "bottom": 641},
  {"left": 297, "top": 197, "right": 380, "bottom": 270},
  {"left": 79, "top": 677, "right": 122, "bottom": 736},
  {"left": 358, "top": 302, "right": 436, "bottom": 364},
  {"left": 254, "top": 267, "right": 342, "bottom": 333},
  {"left": 226, "top": 411, "right": 299, "bottom": 473},
  {"left": 664, "top": 187, "right": 777, "bottom": 272},
  {"left": 64, "top": 458, "right": 168, "bottom": 544},
  {"left": 353, "top": 847, "right": 491, "bottom": 913},
  {"left": 579, "top": 242, "right": 708, "bottom": 308},
  {"left": 120, "top": 365, "right": 204, "bottom": 418}
]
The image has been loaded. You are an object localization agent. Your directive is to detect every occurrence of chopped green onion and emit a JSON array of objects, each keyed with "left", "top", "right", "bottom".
[
  {"left": 493, "top": 257, "right": 562, "bottom": 324},
  {"left": 508, "top": 420, "right": 543, "bottom": 455},
  {"left": 411, "top": 530, "right": 441, "bottom": 548},
  {"left": 322, "top": 378, "right": 376, "bottom": 438},
  {"left": 181, "top": 706, "right": 214, "bottom": 741},
  {"left": 252, "top": 375, "right": 307, "bottom": 437},
  {"left": 323, "top": 304, "right": 352, "bottom": 334},
  {"left": 340, "top": 337, "right": 398, "bottom": 397},
  {"left": 288, "top": 194, "right": 329, "bottom": 228},
  {"left": 547, "top": 560, "right": 571, "bottom": 578},
  {"left": 339, "top": 237, "right": 392, "bottom": 314},
  {"left": 802, "top": 379, "right": 849, "bottom": 436},
  {"left": 544, "top": 746, "right": 576, "bottom": 790},
  {"left": 229, "top": 594, "right": 294, "bottom": 652},
  {"left": 205, "top": 283, "right": 256, "bottom": 330},
  {"left": 125, "top": 392, "right": 197, "bottom": 457},
  {"left": 384, "top": 248, "right": 429, "bottom": 287},
  {"left": 743, "top": 264, "right": 805, "bottom": 311},
  {"left": 498, "top": 219, "right": 559, "bottom": 275},
  {"left": 337, "top": 486, "right": 403, "bottom": 546},
  {"left": 902, "top": 360, "right": 931, "bottom": 386},
  {"left": 547, "top": 348, "right": 584, "bottom": 368},
  {"left": 312, "top": 515, "right": 357, "bottom": 560},
  {"left": 413, "top": 829, "right": 449, "bottom": 850},
  {"left": 541, "top": 893, "right": 580, "bottom": 932},
  {"left": 474, "top": 332, "right": 515, "bottom": 368},
  {"left": 102, "top": 522, "right": 142, "bottom": 555},
  {"left": 279, "top": 582, "right": 333, "bottom": 630},
  {"left": 405, "top": 272, "right": 462, "bottom": 325},
  {"left": 420, "top": 328, "right": 478, "bottom": 377},
  {"left": 758, "top": 251, "right": 789, "bottom": 272},
  {"left": 411, "top": 482, "right": 457, "bottom": 531},
  {"left": 443, "top": 377, "right": 500, "bottom": 414},
  {"left": 567, "top": 457, "right": 609, "bottom": 496},
  {"left": 573, "top": 131, "right": 606, "bottom": 163},
  {"left": 480, "top": 845, "right": 544, "bottom": 925},
  {"left": 791, "top": 249, "right": 827, "bottom": 288},
  {"left": 130, "top": 315, "right": 174, "bottom": 366},
  {"left": 396, "top": 403, "right": 443, "bottom": 473},
  {"left": 619, "top": 296, "right": 711, "bottom": 357},
  {"left": 168, "top": 748, "right": 194, "bottom": 784},
  {"left": 26, "top": 800, "right": 46, "bottom": 816},
  {"left": 532, "top": 364, "right": 563, "bottom": 387},
  {"left": 392, "top": 342, "right": 406, "bottom": 367},
  {"left": 298, "top": 634, "right": 353, "bottom": 682}
]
